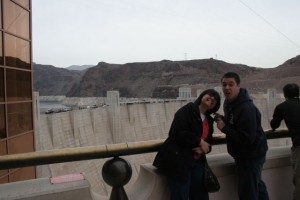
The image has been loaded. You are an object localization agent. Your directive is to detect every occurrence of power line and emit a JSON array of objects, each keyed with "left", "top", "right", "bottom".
[{"left": 237, "top": 0, "right": 300, "bottom": 49}]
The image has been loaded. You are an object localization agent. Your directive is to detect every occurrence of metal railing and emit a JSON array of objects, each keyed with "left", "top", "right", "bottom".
[{"left": 0, "top": 129, "right": 290, "bottom": 170}]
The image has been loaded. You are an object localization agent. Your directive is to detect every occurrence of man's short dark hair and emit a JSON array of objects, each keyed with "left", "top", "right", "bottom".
[
  {"left": 283, "top": 83, "right": 299, "bottom": 98},
  {"left": 221, "top": 72, "right": 240, "bottom": 85}
]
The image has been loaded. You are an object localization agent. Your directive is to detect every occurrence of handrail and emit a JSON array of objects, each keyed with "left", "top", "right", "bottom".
[{"left": 0, "top": 129, "right": 290, "bottom": 170}]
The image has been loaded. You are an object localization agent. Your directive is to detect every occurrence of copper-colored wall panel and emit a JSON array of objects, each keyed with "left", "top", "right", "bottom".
[
  {"left": 1, "top": 0, "right": 34, "bottom": 183},
  {"left": 6, "top": 69, "right": 32, "bottom": 101},
  {"left": 8, "top": 131, "right": 34, "bottom": 154},
  {"left": 0, "top": 2, "right": 2, "bottom": 29},
  {"left": 0, "top": 105, "right": 5, "bottom": 139},
  {"left": 9, "top": 167, "right": 35, "bottom": 182},
  {"left": 13, "top": 0, "right": 30, "bottom": 10},
  {"left": 0, "top": 176, "right": 9, "bottom": 184},
  {"left": 0, "top": 135, "right": 7, "bottom": 154},
  {"left": 0, "top": 140, "right": 8, "bottom": 177},
  {"left": 0, "top": 68, "right": 4, "bottom": 102},
  {"left": 0, "top": 32, "right": 3, "bottom": 65},
  {"left": 3, "top": 0, "right": 30, "bottom": 39},
  {"left": 7, "top": 103, "right": 33, "bottom": 137},
  {"left": 0, "top": 169, "right": 8, "bottom": 178},
  {"left": 4, "top": 34, "right": 30, "bottom": 69}
]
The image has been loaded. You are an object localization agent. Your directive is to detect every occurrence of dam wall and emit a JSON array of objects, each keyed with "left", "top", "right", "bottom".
[{"left": 35, "top": 96, "right": 188, "bottom": 196}]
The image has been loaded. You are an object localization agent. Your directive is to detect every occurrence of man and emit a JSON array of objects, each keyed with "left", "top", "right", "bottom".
[
  {"left": 270, "top": 83, "right": 300, "bottom": 200},
  {"left": 215, "top": 72, "right": 269, "bottom": 200}
]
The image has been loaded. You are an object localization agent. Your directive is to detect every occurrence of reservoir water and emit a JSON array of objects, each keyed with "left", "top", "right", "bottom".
[
  {"left": 39, "top": 101, "right": 72, "bottom": 114},
  {"left": 40, "top": 101, "right": 67, "bottom": 109}
]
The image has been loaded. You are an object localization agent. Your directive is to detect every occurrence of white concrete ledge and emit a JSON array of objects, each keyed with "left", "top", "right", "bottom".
[
  {"left": 0, "top": 174, "right": 101, "bottom": 200},
  {"left": 129, "top": 146, "right": 293, "bottom": 200},
  {"left": 128, "top": 164, "right": 169, "bottom": 200},
  {"left": 210, "top": 146, "right": 293, "bottom": 200}
]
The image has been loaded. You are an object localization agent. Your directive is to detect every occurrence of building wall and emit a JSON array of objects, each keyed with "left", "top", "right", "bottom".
[{"left": 0, "top": 0, "right": 35, "bottom": 184}]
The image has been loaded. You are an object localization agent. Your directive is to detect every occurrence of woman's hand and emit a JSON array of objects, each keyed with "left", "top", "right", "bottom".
[
  {"left": 200, "top": 139, "right": 211, "bottom": 154},
  {"left": 192, "top": 147, "right": 204, "bottom": 155}
]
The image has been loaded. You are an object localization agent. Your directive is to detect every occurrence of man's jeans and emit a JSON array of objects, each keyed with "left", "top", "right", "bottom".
[
  {"left": 291, "top": 146, "right": 300, "bottom": 200},
  {"left": 235, "top": 156, "right": 269, "bottom": 200}
]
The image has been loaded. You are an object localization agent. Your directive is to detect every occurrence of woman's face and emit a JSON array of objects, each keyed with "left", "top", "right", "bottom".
[{"left": 201, "top": 94, "right": 217, "bottom": 110}]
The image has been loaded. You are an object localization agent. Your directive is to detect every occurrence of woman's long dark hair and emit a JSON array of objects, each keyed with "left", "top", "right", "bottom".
[{"left": 194, "top": 89, "right": 221, "bottom": 114}]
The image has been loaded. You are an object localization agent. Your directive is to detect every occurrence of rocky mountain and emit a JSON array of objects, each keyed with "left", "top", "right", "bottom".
[
  {"left": 33, "top": 64, "right": 83, "bottom": 96},
  {"left": 243, "top": 55, "right": 300, "bottom": 92},
  {"left": 33, "top": 55, "right": 300, "bottom": 98},
  {"left": 66, "top": 59, "right": 263, "bottom": 98}
]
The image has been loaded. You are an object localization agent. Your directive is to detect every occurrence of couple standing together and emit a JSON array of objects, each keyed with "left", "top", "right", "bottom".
[{"left": 153, "top": 72, "right": 269, "bottom": 200}]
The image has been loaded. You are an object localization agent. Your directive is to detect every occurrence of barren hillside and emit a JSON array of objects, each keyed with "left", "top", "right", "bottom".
[{"left": 33, "top": 55, "right": 300, "bottom": 97}]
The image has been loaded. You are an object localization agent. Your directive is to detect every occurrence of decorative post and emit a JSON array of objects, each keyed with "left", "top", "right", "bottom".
[{"left": 102, "top": 157, "right": 132, "bottom": 200}]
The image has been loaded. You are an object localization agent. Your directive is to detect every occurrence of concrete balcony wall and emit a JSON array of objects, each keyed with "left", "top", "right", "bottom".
[
  {"left": 0, "top": 176, "right": 103, "bottom": 200},
  {"left": 210, "top": 146, "right": 293, "bottom": 200},
  {"left": 128, "top": 146, "right": 293, "bottom": 200}
]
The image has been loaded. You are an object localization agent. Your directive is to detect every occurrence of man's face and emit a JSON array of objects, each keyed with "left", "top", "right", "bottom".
[{"left": 221, "top": 77, "right": 240, "bottom": 102}]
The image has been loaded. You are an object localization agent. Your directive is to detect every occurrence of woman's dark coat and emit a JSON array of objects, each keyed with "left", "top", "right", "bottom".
[{"left": 153, "top": 102, "right": 214, "bottom": 181}]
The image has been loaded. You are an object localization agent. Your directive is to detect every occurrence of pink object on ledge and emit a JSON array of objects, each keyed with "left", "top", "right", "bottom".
[{"left": 50, "top": 173, "right": 85, "bottom": 184}]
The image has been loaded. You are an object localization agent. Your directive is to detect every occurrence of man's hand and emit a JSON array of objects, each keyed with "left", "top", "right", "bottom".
[
  {"left": 214, "top": 113, "right": 225, "bottom": 130},
  {"left": 215, "top": 118, "right": 225, "bottom": 130}
]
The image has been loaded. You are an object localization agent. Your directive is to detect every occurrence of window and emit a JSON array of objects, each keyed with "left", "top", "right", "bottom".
[
  {"left": 1, "top": 0, "right": 35, "bottom": 183},
  {"left": 0, "top": 140, "right": 8, "bottom": 180},
  {"left": 6, "top": 69, "right": 32, "bottom": 101},
  {"left": 4, "top": 0, "right": 30, "bottom": 39},
  {"left": 13, "top": 0, "right": 30, "bottom": 10},
  {"left": 5, "top": 34, "right": 30, "bottom": 69},
  {"left": 8, "top": 131, "right": 34, "bottom": 153},
  {"left": 0, "top": 105, "right": 5, "bottom": 139},
  {"left": 0, "top": 68, "right": 4, "bottom": 101},
  {"left": 0, "top": 1, "right": 2, "bottom": 29},
  {"left": 0, "top": 32, "right": 3, "bottom": 65},
  {"left": 7, "top": 102, "right": 33, "bottom": 137}
]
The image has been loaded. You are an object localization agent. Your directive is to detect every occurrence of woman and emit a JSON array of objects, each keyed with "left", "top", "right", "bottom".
[{"left": 153, "top": 89, "right": 221, "bottom": 200}]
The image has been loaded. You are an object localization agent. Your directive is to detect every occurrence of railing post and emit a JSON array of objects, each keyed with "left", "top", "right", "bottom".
[{"left": 102, "top": 157, "right": 132, "bottom": 200}]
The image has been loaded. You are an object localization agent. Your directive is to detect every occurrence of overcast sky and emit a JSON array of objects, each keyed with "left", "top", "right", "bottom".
[{"left": 32, "top": 0, "right": 300, "bottom": 68}]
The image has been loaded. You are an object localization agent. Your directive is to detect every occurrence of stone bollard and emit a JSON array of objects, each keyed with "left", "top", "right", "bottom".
[{"left": 102, "top": 157, "right": 132, "bottom": 200}]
